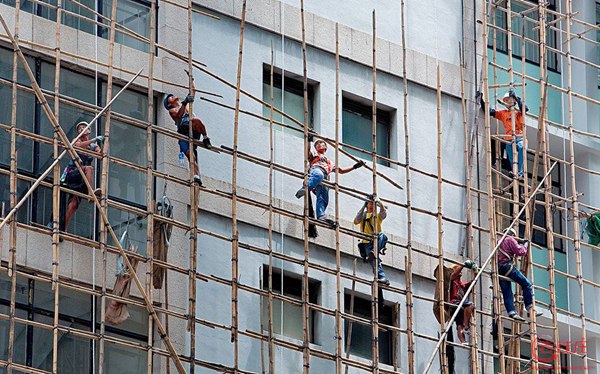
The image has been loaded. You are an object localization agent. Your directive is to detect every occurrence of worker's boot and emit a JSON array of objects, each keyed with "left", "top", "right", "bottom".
[
  {"left": 509, "top": 312, "right": 526, "bottom": 322},
  {"left": 295, "top": 188, "right": 305, "bottom": 199},
  {"left": 193, "top": 175, "right": 203, "bottom": 186},
  {"left": 527, "top": 307, "right": 543, "bottom": 319},
  {"left": 377, "top": 276, "right": 390, "bottom": 286}
]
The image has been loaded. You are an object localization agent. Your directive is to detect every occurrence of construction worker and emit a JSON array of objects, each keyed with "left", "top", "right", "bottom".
[
  {"left": 480, "top": 89, "right": 529, "bottom": 178},
  {"left": 449, "top": 260, "right": 478, "bottom": 343},
  {"left": 497, "top": 227, "right": 542, "bottom": 322},
  {"left": 163, "top": 75, "right": 211, "bottom": 186},
  {"left": 295, "top": 137, "right": 364, "bottom": 223},
  {"left": 354, "top": 196, "right": 390, "bottom": 285},
  {"left": 57, "top": 122, "right": 103, "bottom": 232}
]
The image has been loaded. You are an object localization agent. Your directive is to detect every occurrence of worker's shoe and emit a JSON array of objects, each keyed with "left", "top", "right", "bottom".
[
  {"left": 94, "top": 188, "right": 102, "bottom": 197},
  {"left": 527, "top": 308, "right": 543, "bottom": 318},
  {"left": 193, "top": 175, "right": 203, "bottom": 186},
  {"left": 377, "top": 276, "right": 390, "bottom": 286},
  {"left": 295, "top": 188, "right": 305, "bottom": 199},
  {"left": 317, "top": 217, "right": 337, "bottom": 227},
  {"left": 508, "top": 312, "right": 526, "bottom": 322},
  {"left": 203, "top": 137, "right": 212, "bottom": 149}
]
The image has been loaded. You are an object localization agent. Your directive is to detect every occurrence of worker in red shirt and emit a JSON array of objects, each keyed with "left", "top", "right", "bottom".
[
  {"left": 295, "top": 137, "right": 364, "bottom": 223},
  {"left": 480, "top": 89, "right": 529, "bottom": 178},
  {"left": 449, "top": 260, "right": 478, "bottom": 344}
]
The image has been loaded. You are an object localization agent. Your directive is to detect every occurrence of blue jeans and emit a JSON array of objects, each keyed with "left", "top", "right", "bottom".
[
  {"left": 306, "top": 167, "right": 329, "bottom": 219},
  {"left": 498, "top": 262, "right": 533, "bottom": 315},
  {"left": 363, "top": 233, "right": 388, "bottom": 279},
  {"left": 506, "top": 136, "right": 525, "bottom": 177}
]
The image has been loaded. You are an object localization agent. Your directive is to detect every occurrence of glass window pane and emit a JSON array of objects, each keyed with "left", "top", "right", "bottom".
[
  {"left": 108, "top": 164, "right": 146, "bottom": 205},
  {"left": 33, "top": 280, "right": 92, "bottom": 321},
  {"left": 62, "top": 0, "right": 96, "bottom": 35},
  {"left": 110, "top": 120, "right": 147, "bottom": 165},
  {"left": 106, "top": 207, "right": 147, "bottom": 254},
  {"left": 261, "top": 80, "right": 313, "bottom": 137},
  {"left": 60, "top": 69, "right": 96, "bottom": 105},
  {"left": 100, "top": 0, "right": 151, "bottom": 53},
  {"left": 342, "top": 106, "right": 390, "bottom": 166},
  {"left": 0, "top": 175, "right": 32, "bottom": 224},
  {"left": 101, "top": 83, "right": 148, "bottom": 121},
  {"left": 100, "top": 342, "right": 147, "bottom": 373}
]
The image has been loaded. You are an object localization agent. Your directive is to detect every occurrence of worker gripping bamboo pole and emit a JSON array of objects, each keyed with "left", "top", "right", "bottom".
[
  {"left": 299, "top": 1, "right": 311, "bottom": 373},
  {"left": 370, "top": 10, "right": 380, "bottom": 374},
  {"left": 400, "top": 1, "right": 415, "bottom": 371},
  {"left": 231, "top": 1, "right": 247, "bottom": 372},
  {"left": 145, "top": 0, "right": 157, "bottom": 372},
  {"left": 423, "top": 161, "right": 557, "bottom": 374},
  {"left": 565, "top": 2, "right": 589, "bottom": 372},
  {"left": 334, "top": 22, "right": 343, "bottom": 374},
  {"left": 435, "top": 64, "right": 448, "bottom": 374},
  {"left": 0, "top": 15, "right": 186, "bottom": 373}
]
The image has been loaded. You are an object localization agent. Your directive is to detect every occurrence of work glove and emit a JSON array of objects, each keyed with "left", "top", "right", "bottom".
[
  {"left": 463, "top": 259, "right": 477, "bottom": 270},
  {"left": 375, "top": 197, "right": 383, "bottom": 207},
  {"left": 307, "top": 134, "right": 314, "bottom": 143},
  {"left": 352, "top": 160, "right": 366, "bottom": 170},
  {"left": 523, "top": 239, "right": 530, "bottom": 248},
  {"left": 476, "top": 91, "right": 485, "bottom": 109},
  {"left": 182, "top": 94, "right": 195, "bottom": 105},
  {"left": 92, "top": 135, "right": 105, "bottom": 143}
]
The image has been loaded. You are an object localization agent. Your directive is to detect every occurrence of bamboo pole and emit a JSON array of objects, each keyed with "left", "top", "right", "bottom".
[
  {"left": 267, "top": 44, "right": 276, "bottom": 374},
  {"left": 299, "top": 1, "right": 311, "bottom": 373},
  {"left": 230, "top": 1, "right": 247, "bottom": 372},
  {"left": 334, "top": 22, "right": 343, "bottom": 374},
  {"left": 400, "top": 0, "right": 415, "bottom": 371},
  {"left": 344, "top": 259, "right": 358, "bottom": 374},
  {"left": 370, "top": 10, "right": 380, "bottom": 374},
  {"left": 0, "top": 15, "right": 186, "bottom": 373},
  {"left": 565, "top": 1, "right": 589, "bottom": 372},
  {"left": 145, "top": 0, "right": 156, "bottom": 372},
  {"left": 435, "top": 64, "right": 448, "bottom": 374}
]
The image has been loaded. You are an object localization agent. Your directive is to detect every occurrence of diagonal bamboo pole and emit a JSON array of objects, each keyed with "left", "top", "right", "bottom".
[
  {"left": 0, "top": 14, "right": 186, "bottom": 373},
  {"left": 423, "top": 161, "right": 557, "bottom": 374}
]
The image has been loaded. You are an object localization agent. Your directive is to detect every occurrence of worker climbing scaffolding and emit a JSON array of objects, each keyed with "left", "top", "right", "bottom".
[
  {"left": 295, "top": 136, "right": 365, "bottom": 225},
  {"left": 479, "top": 89, "right": 529, "bottom": 178},
  {"left": 497, "top": 227, "right": 542, "bottom": 322},
  {"left": 48, "top": 122, "right": 103, "bottom": 234},
  {"left": 449, "top": 260, "right": 478, "bottom": 344},
  {"left": 354, "top": 195, "right": 390, "bottom": 285},
  {"left": 164, "top": 72, "right": 211, "bottom": 186}
]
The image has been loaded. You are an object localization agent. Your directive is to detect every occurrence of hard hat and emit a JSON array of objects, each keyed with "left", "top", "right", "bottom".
[
  {"left": 163, "top": 94, "right": 174, "bottom": 110},
  {"left": 450, "top": 264, "right": 461, "bottom": 270},
  {"left": 503, "top": 227, "right": 516, "bottom": 236}
]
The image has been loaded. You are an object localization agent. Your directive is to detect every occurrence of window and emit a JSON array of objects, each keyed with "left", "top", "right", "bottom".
[
  {"left": 342, "top": 96, "right": 392, "bottom": 166},
  {"left": 511, "top": 154, "right": 563, "bottom": 252},
  {"left": 494, "top": 329, "right": 568, "bottom": 373},
  {"left": 0, "top": 0, "right": 152, "bottom": 52},
  {"left": 0, "top": 47, "right": 156, "bottom": 243},
  {"left": 489, "top": 0, "right": 559, "bottom": 72},
  {"left": 0, "top": 271, "right": 149, "bottom": 373},
  {"left": 344, "top": 291, "right": 397, "bottom": 365},
  {"left": 261, "top": 66, "right": 315, "bottom": 136},
  {"left": 261, "top": 267, "right": 319, "bottom": 343}
]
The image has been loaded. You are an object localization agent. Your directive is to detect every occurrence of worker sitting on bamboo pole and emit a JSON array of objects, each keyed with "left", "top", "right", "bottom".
[
  {"left": 449, "top": 260, "right": 478, "bottom": 344},
  {"left": 295, "top": 136, "right": 364, "bottom": 224},
  {"left": 163, "top": 75, "right": 211, "bottom": 186},
  {"left": 480, "top": 89, "right": 529, "bottom": 178},
  {"left": 55, "top": 122, "right": 103, "bottom": 232},
  {"left": 354, "top": 196, "right": 390, "bottom": 285},
  {"left": 497, "top": 227, "right": 542, "bottom": 322}
]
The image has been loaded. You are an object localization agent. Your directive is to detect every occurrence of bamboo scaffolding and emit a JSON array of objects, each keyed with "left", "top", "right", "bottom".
[
  {"left": 1, "top": 0, "right": 600, "bottom": 372},
  {"left": 334, "top": 22, "right": 343, "bottom": 374}
]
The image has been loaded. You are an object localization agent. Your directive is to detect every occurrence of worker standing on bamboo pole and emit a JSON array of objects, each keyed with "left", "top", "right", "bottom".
[
  {"left": 354, "top": 196, "right": 390, "bottom": 285},
  {"left": 163, "top": 75, "right": 211, "bottom": 185},
  {"left": 449, "top": 260, "right": 478, "bottom": 343},
  {"left": 52, "top": 122, "right": 103, "bottom": 232},
  {"left": 295, "top": 137, "right": 364, "bottom": 224},
  {"left": 479, "top": 89, "right": 528, "bottom": 178},
  {"left": 497, "top": 228, "right": 542, "bottom": 322}
]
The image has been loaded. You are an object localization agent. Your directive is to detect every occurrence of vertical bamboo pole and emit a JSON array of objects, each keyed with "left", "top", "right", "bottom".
[
  {"left": 98, "top": 0, "right": 119, "bottom": 371},
  {"left": 565, "top": 2, "right": 589, "bottom": 372},
  {"left": 435, "top": 64, "right": 448, "bottom": 374},
  {"left": 482, "top": 0, "right": 506, "bottom": 372},
  {"left": 344, "top": 259, "right": 358, "bottom": 374},
  {"left": 231, "top": 1, "right": 248, "bottom": 372},
  {"left": 459, "top": 46, "right": 479, "bottom": 374},
  {"left": 400, "top": 1, "right": 415, "bottom": 371},
  {"left": 299, "top": 1, "right": 311, "bottom": 373},
  {"left": 145, "top": 0, "right": 157, "bottom": 372},
  {"left": 370, "top": 10, "right": 380, "bottom": 374},
  {"left": 334, "top": 22, "right": 343, "bottom": 374},
  {"left": 51, "top": 1, "right": 63, "bottom": 372},
  {"left": 6, "top": 2, "right": 20, "bottom": 373},
  {"left": 267, "top": 45, "right": 276, "bottom": 374},
  {"left": 186, "top": 0, "right": 198, "bottom": 369}
]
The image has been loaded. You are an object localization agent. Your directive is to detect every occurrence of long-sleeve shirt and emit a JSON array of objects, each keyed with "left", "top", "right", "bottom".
[
  {"left": 497, "top": 236, "right": 528, "bottom": 264},
  {"left": 354, "top": 208, "right": 387, "bottom": 243}
]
